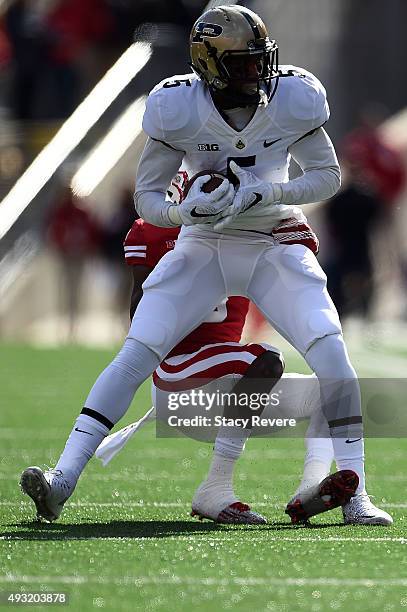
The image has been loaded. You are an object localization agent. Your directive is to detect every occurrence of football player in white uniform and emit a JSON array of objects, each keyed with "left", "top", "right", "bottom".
[{"left": 20, "top": 5, "right": 391, "bottom": 525}]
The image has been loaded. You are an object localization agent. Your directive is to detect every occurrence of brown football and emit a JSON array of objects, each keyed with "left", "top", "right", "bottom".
[{"left": 183, "top": 170, "right": 226, "bottom": 198}]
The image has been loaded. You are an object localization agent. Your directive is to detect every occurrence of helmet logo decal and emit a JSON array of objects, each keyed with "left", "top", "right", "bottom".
[{"left": 192, "top": 22, "right": 223, "bottom": 43}]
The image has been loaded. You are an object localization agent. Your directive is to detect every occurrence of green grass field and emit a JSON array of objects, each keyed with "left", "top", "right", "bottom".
[{"left": 1, "top": 342, "right": 407, "bottom": 611}]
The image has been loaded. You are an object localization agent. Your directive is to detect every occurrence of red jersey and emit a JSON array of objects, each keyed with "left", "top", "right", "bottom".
[{"left": 123, "top": 219, "right": 249, "bottom": 356}]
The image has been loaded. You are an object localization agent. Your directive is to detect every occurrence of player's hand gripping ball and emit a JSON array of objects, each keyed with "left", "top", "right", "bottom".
[
  {"left": 177, "top": 170, "right": 234, "bottom": 226},
  {"left": 183, "top": 170, "right": 227, "bottom": 197},
  {"left": 214, "top": 161, "right": 277, "bottom": 231}
]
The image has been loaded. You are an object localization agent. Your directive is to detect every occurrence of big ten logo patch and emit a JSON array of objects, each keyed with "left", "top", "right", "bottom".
[{"left": 198, "top": 143, "right": 220, "bottom": 151}]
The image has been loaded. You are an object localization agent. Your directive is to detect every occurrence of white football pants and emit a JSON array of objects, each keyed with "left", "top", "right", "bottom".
[{"left": 129, "top": 235, "right": 341, "bottom": 357}]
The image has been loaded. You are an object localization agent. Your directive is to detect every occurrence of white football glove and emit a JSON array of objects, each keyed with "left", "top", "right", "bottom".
[
  {"left": 168, "top": 174, "right": 234, "bottom": 226},
  {"left": 214, "top": 161, "right": 279, "bottom": 231}
]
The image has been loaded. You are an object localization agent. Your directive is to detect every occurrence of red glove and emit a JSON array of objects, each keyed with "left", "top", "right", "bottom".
[{"left": 272, "top": 218, "right": 319, "bottom": 255}]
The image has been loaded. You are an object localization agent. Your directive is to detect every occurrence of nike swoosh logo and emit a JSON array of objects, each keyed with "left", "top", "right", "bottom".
[
  {"left": 190, "top": 207, "right": 219, "bottom": 218},
  {"left": 345, "top": 438, "right": 361, "bottom": 444},
  {"left": 264, "top": 138, "right": 282, "bottom": 148},
  {"left": 75, "top": 427, "right": 93, "bottom": 436},
  {"left": 244, "top": 192, "right": 262, "bottom": 211}
]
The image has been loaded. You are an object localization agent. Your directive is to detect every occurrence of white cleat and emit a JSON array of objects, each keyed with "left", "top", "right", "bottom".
[
  {"left": 191, "top": 501, "right": 266, "bottom": 524},
  {"left": 342, "top": 494, "right": 393, "bottom": 525},
  {"left": 20, "top": 466, "right": 73, "bottom": 522},
  {"left": 191, "top": 482, "right": 266, "bottom": 525}
]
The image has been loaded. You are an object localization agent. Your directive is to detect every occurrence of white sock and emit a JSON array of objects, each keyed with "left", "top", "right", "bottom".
[
  {"left": 332, "top": 431, "right": 366, "bottom": 494},
  {"left": 214, "top": 425, "right": 250, "bottom": 460},
  {"left": 192, "top": 453, "right": 237, "bottom": 514},
  {"left": 305, "top": 334, "right": 366, "bottom": 494},
  {"left": 205, "top": 453, "right": 236, "bottom": 491},
  {"left": 202, "top": 425, "right": 250, "bottom": 489},
  {"left": 55, "top": 414, "right": 109, "bottom": 489},
  {"left": 295, "top": 438, "right": 334, "bottom": 495}
]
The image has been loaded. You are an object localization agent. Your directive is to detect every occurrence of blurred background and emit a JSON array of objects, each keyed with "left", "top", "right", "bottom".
[{"left": 0, "top": 0, "right": 407, "bottom": 358}]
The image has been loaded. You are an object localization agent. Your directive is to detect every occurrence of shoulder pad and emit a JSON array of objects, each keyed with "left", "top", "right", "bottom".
[
  {"left": 142, "top": 73, "right": 201, "bottom": 143},
  {"left": 276, "top": 65, "right": 330, "bottom": 131}
]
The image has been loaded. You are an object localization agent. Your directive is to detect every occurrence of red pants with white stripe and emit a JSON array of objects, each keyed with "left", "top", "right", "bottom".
[
  {"left": 153, "top": 341, "right": 272, "bottom": 393},
  {"left": 151, "top": 342, "right": 320, "bottom": 441}
]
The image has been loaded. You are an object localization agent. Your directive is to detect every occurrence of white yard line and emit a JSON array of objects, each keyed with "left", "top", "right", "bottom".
[
  {"left": 0, "top": 473, "right": 195, "bottom": 482},
  {"left": 2, "top": 535, "right": 407, "bottom": 544},
  {"left": 270, "top": 537, "right": 407, "bottom": 543},
  {"left": 0, "top": 448, "right": 309, "bottom": 460},
  {"left": 1, "top": 501, "right": 407, "bottom": 509},
  {"left": 3, "top": 472, "right": 407, "bottom": 483},
  {"left": 0, "top": 501, "right": 188, "bottom": 508},
  {"left": 1, "top": 574, "right": 407, "bottom": 587}
]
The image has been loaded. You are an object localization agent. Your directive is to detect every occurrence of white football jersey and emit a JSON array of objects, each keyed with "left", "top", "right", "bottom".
[{"left": 142, "top": 66, "right": 331, "bottom": 234}]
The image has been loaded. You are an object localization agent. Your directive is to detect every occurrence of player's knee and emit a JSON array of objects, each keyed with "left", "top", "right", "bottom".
[
  {"left": 113, "top": 337, "right": 160, "bottom": 378},
  {"left": 301, "top": 308, "right": 342, "bottom": 353},
  {"left": 249, "top": 350, "right": 285, "bottom": 380},
  {"left": 128, "top": 295, "right": 180, "bottom": 358},
  {"left": 306, "top": 333, "right": 356, "bottom": 380}
]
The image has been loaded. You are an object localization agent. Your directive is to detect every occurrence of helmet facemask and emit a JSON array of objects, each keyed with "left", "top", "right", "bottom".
[{"left": 212, "top": 41, "right": 279, "bottom": 107}]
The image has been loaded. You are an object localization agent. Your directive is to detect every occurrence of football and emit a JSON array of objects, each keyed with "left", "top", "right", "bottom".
[{"left": 183, "top": 170, "right": 226, "bottom": 198}]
